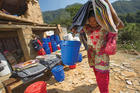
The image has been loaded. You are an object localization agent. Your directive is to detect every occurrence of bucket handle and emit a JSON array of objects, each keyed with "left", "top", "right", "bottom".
[{"left": 60, "top": 41, "right": 67, "bottom": 46}]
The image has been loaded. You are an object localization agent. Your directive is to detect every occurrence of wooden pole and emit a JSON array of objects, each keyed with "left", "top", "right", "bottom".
[
  {"left": 56, "top": 24, "right": 63, "bottom": 40},
  {"left": 17, "top": 27, "right": 35, "bottom": 61}
]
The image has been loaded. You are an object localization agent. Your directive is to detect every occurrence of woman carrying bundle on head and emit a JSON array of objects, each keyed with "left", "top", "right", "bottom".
[{"left": 71, "top": 0, "right": 124, "bottom": 93}]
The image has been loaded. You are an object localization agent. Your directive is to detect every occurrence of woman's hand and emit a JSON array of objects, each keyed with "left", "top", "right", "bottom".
[{"left": 116, "top": 20, "right": 124, "bottom": 30}]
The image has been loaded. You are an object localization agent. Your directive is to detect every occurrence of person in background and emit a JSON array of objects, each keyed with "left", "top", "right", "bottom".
[
  {"left": 32, "top": 34, "right": 46, "bottom": 55},
  {"left": 72, "top": 10, "right": 124, "bottom": 93},
  {"left": 79, "top": 31, "right": 88, "bottom": 50}
]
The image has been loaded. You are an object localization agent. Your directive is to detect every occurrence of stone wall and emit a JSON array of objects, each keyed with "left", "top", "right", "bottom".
[{"left": 21, "top": 0, "right": 44, "bottom": 24}]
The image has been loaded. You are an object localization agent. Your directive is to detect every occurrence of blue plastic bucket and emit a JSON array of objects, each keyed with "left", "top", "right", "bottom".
[
  {"left": 50, "top": 35, "right": 55, "bottom": 41},
  {"left": 43, "top": 43, "right": 51, "bottom": 54},
  {"left": 51, "top": 41, "right": 58, "bottom": 52},
  {"left": 55, "top": 35, "right": 61, "bottom": 44},
  {"left": 60, "top": 41, "right": 81, "bottom": 65},
  {"left": 77, "top": 53, "right": 82, "bottom": 62},
  {"left": 51, "top": 65, "right": 65, "bottom": 82}
]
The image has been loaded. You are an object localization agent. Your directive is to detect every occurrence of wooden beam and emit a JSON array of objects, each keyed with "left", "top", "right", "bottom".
[
  {"left": 56, "top": 24, "right": 63, "bottom": 40},
  {"left": 6, "top": 81, "right": 23, "bottom": 93},
  {"left": 2, "top": 78, "right": 18, "bottom": 93},
  {"left": 0, "top": 20, "right": 57, "bottom": 27},
  {"left": 0, "top": 24, "right": 20, "bottom": 30},
  {"left": 32, "top": 26, "right": 57, "bottom": 31},
  {"left": 2, "top": 78, "right": 19, "bottom": 87},
  {"left": 17, "top": 27, "right": 33, "bottom": 61},
  {"left": 0, "top": 13, "right": 35, "bottom": 24},
  {"left": 0, "top": 24, "right": 57, "bottom": 31},
  {"left": 0, "top": 13, "right": 58, "bottom": 27},
  {"left": 3, "top": 80, "right": 23, "bottom": 93}
]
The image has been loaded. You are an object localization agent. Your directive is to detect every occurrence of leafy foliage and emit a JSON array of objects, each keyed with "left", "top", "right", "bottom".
[
  {"left": 119, "top": 11, "right": 140, "bottom": 23},
  {"left": 43, "top": 9, "right": 71, "bottom": 26},
  {"left": 112, "top": 0, "right": 140, "bottom": 14},
  {"left": 43, "top": 3, "right": 82, "bottom": 27},
  {"left": 65, "top": 3, "right": 82, "bottom": 17},
  {"left": 118, "top": 23, "right": 140, "bottom": 51}
]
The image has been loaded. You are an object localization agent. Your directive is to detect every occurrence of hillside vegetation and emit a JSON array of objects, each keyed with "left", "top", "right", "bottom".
[
  {"left": 43, "top": 0, "right": 140, "bottom": 52},
  {"left": 43, "top": 0, "right": 140, "bottom": 24}
]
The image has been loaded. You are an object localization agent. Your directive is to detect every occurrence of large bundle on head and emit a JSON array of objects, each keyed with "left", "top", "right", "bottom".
[
  {"left": 92, "top": 0, "right": 121, "bottom": 32},
  {"left": 71, "top": 0, "right": 124, "bottom": 32},
  {"left": 70, "top": 1, "right": 94, "bottom": 32}
]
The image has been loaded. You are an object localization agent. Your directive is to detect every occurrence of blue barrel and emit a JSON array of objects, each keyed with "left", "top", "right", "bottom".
[
  {"left": 60, "top": 41, "right": 81, "bottom": 65},
  {"left": 50, "top": 35, "right": 55, "bottom": 41},
  {"left": 55, "top": 35, "right": 61, "bottom": 44},
  {"left": 43, "top": 43, "right": 51, "bottom": 54},
  {"left": 51, "top": 41, "right": 58, "bottom": 52},
  {"left": 77, "top": 53, "right": 82, "bottom": 62},
  {"left": 51, "top": 65, "right": 65, "bottom": 82}
]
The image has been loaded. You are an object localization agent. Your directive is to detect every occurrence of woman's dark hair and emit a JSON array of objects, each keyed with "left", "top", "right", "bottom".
[{"left": 88, "top": 10, "right": 95, "bottom": 18}]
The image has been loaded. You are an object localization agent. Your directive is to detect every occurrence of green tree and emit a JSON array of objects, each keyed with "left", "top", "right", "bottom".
[
  {"left": 66, "top": 3, "right": 82, "bottom": 17},
  {"left": 125, "top": 13, "right": 135, "bottom": 23},
  {"left": 135, "top": 11, "right": 140, "bottom": 23},
  {"left": 118, "top": 23, "right": 140, "bottom": 51}
]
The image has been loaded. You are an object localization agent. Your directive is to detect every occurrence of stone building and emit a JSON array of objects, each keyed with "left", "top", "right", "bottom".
[
  {"left": 0, "top": 0, "right": 64, "bottom": 93},
  {"left": 0, "top": 0, "right": 63, "bottom": 62}
]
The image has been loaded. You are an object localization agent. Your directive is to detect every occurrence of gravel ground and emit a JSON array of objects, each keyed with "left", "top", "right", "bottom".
[{"left": 46, "top": 48, "right": 140, "bottom": 93}]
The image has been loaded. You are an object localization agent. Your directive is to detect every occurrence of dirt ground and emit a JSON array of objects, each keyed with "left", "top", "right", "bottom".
[{"left": 46, "top": 48, "right": 140, "bottom": 93}]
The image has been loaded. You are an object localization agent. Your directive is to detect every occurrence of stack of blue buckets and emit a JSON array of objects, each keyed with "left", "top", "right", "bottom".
[
  {"left": 50, "top": 35, "right": 61, "bottom": 52},
  {"left": 42, "top": 35, "right": 64, "bottom": 82},
  {"left": 42, "top": 35, "right": 61, "bottom": 54},
  {"left": 42, "top": 38, "right": 51, "bottom": 54}
]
